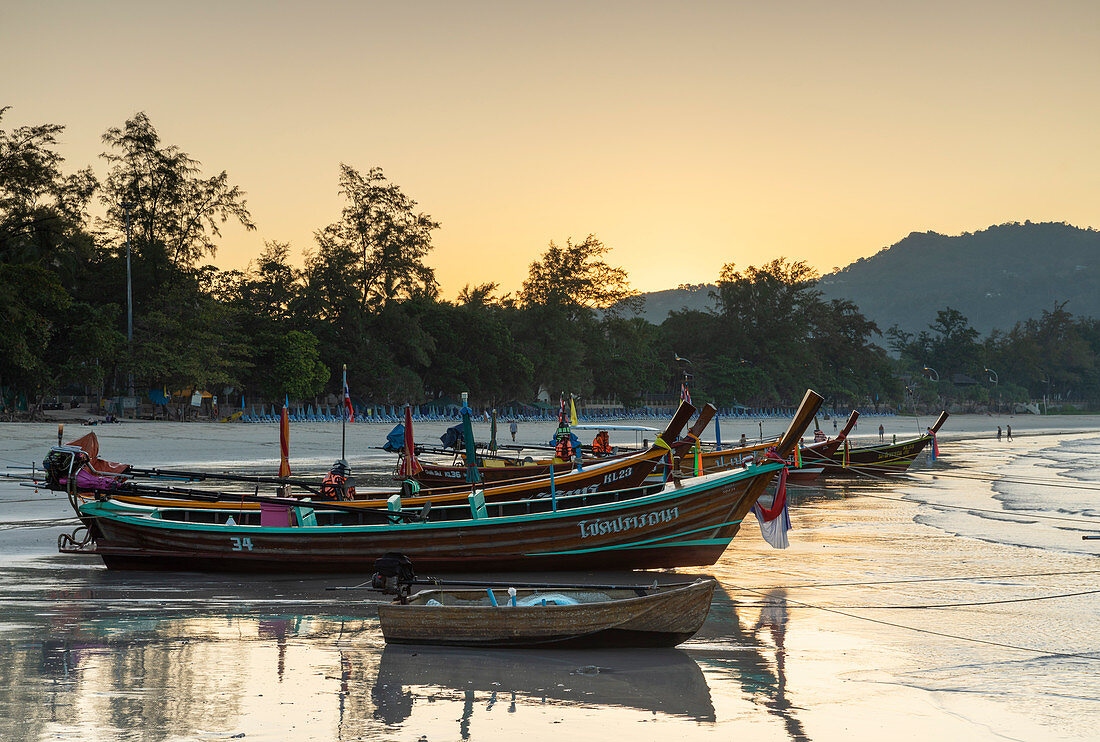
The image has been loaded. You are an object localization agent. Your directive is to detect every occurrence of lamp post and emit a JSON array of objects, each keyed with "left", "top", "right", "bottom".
[
  {"left": 122, "top": 200, "right": 134, "bottom": 399},
  {"left": 984, "top": 368, "right": 998, "bottom": 412},
  {"left": 922, "top": 366, "right": 939, "bottom": 382}
]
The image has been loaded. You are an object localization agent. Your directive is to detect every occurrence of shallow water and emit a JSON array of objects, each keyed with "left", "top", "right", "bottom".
[{"left": 0, "top": 416, "right": 1097, "bottom": 740}]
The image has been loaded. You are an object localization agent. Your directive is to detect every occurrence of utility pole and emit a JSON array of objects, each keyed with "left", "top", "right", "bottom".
[{"left": 122, "top": 201, "right": 134, "bottom": 399}]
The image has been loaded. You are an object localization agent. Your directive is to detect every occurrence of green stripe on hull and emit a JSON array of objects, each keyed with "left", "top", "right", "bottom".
[
  {"left": 528, "top": 520, "right": 742, "bottom": 556},
  {"left": 530, "top": 537, "right": 734, "bottom": 557},
  {"left": 81, "top": 463, "right": 781, "bottom": 535}
]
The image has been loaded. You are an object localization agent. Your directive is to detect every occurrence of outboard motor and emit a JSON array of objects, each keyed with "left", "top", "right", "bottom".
[
  {"left": 371, "top": 552, "right": 416, "bottom": 602},
  {"left": 41, "top": 447, "right": 82, "bottom": 490}
]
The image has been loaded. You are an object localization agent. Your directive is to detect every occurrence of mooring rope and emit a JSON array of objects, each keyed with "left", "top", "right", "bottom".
[{"left": 727, "top": 582, "right": 1100, "bottom": 660}]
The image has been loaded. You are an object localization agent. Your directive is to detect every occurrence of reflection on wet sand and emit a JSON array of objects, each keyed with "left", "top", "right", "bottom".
[
  {"left": 372, "top": 644, "right": 716, "bottom": 727},
  {"left": 696, "top": 586, "right": 809, "bottom": 742},
  {"left": 0, "top": 594, "right": 825, "bottom": 741}
]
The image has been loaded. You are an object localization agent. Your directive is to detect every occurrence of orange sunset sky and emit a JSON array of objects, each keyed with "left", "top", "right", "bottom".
[{"left": 4, "top": 1, "right": 1098, "bottom": 297}]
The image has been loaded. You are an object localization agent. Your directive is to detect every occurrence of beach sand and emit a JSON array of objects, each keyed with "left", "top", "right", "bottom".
[{"left": 0, "top": 413, "right": 1096, "bottom": 741}]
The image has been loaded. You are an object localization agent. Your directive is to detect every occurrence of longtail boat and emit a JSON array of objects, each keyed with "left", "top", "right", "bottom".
[
  {"left": 377, "top": 579, "right": 716, "bottom": 648},
  {"left": 44, "top": 404, "right": 702, "bottom": 514},
  {"left": 800, "top": 411, "right": 949, "bottom": 476},
  {"left": 57, "top": 390, "right": 824, "bottom": 573},
  {"left": 675, "top": 409, "right": 858, "bottom": 482},
  {"left": 404, "top": 409, "right": 705, "bottom": 489}
]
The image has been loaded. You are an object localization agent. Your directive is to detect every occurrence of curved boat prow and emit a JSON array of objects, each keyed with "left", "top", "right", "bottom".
[
  {"left": 656, "top": 401, "right": 698, "bottom": 447},
  {"left": 929, "top": 410, "right": 950, "bottom": 434},
  {"left": 836, "top": 410, "right": 860, "bottom": 442},
  {"left": 773, "top": 390, "right": 825, "bottom": 459},
  {"left": 685, "top": 403, "right": 717, "bottom": 440}
]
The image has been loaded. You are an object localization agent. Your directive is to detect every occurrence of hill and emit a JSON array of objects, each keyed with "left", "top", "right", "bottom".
[
  {"left": 629, "top": 283, "right": 716, "bottom": 324},
  {"left": 629, "top": 222, "right": 1100, "bottom": 335},
  {"left": 818, "top": 222, "right": 1100, "bottom": 335}
]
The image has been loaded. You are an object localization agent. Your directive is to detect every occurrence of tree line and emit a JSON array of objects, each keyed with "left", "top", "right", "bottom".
[{"left": 2, "top": 108, "right": 1096, "bottom": 416}]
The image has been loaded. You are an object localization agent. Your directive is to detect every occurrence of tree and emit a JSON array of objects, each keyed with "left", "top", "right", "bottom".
[
  {"left": 519, "top": 235, "right": 639, "bottom": 315},
  {"left": 99, "top": 112, "right": 255, "bottom": 272},
  {"left": 267, "top": 330, "right": 329, "bottom": 401},
  {"left": 0, "top": 107, "right": 98, "bottom": 277},
  {"left": 309, "top": 164, "right": 439, "bottom": 314}
]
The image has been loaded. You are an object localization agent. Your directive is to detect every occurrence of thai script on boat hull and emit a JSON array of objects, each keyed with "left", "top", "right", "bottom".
[{"left": 578, "top": 507, "right": 679, "bottom": 538}]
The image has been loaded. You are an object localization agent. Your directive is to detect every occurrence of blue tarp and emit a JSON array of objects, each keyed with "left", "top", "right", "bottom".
[
  {"left": 383, "top": 424, "right": 405, "bottom": 452},
  {"left": 440, "top": 424, "right": 464, "bottom": 450}
]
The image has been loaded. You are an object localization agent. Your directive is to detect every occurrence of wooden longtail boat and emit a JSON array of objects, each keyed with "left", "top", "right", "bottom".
[
  {"left": 51, "top": 404, "right": 702, "bottom": 514},
  {"left": 800, "top": 411, "right": 949, "bottom": 476},
  {"left": 407, "top": 406, "right": 712, "bottom": 488},
  {"left": 675, "top": 410, "right": 858, "bottom": 482},
  {"left": 59, "top": 390, "right": 823, "bottom": 573},
  {"left": 377, "top": 579, "right": 716, "bottom": 648}
]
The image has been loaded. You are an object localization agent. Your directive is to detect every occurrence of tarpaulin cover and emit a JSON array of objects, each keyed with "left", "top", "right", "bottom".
[
  {"left": 66, "top": 432, "right": 130, "bottom": 474},
  {"left": 383, "top": 424, "right": 405, "bottom": 452},
  {"left": 440, "top": 424, "right": 464, "bottom": 450}
]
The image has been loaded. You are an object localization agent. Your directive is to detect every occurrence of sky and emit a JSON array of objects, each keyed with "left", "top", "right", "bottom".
[{"left": 3, "top": 1, "right": 1098, "bottom": 297}]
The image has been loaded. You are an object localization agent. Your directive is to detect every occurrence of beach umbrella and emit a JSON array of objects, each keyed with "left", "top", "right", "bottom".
[
  {"left": 489, "top": 408, "right": 498, "bottom": 453},
  {"left": 279, "top": 396, "right": 291, "bottom": 477},
  {"left": 461, "top": 394, "right": 481, "bottom": 484},
  {"left": 398, "top": 404, "right": 423, "bottom": 478}
]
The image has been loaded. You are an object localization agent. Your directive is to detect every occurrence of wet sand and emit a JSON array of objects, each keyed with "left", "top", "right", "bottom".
[{"left": 0, "top": 415, "right": 1097, "bottom": 741}]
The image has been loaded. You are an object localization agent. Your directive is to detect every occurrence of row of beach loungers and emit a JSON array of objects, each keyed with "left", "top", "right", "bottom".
[{"left": 237, "top": 404, "right": 899, "bottom": 424}]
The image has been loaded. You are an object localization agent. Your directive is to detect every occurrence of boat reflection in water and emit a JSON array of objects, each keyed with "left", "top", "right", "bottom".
[
  {"left": 0, "top": 585, "right": 810, "bottom": 741},
  {"left": 372, "top": 644, "right": 716, "bottom": 727}
]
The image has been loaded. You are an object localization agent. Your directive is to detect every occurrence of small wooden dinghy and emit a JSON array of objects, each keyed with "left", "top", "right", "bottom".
[{"left": 377, "top": 579, "right": 716, "bottom": 648}]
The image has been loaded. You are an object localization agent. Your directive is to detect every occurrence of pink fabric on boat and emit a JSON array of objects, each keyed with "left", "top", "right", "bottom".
[
  {"left": 75, "top": 468, "right": 124, "bottom": 491},
  {"left": 261, "top": 501, "right": 293, "bottom": 527}
]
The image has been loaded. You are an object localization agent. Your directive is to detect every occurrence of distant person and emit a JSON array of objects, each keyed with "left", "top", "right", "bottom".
[
  {"left": 739, "top": 433, "right": 747, "bottom": 448},
  {"left": 997, "top": 426, "right": 1002, "bottom": 442},
  {"left": 1006, "top": 425, "right": 1012, "bottom": 441},
  {"left": 510, "top": 420, "right": 518, "bottom": 442},
  {"left": 833, "top": 419, "right": 838, "bottom": 432},
  {"left": 878, "top": 424, "right": 885, "bottom": 442}
]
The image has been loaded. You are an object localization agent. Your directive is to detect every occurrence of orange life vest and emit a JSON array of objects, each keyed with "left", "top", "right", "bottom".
[
  {"left": 592, "top": 431, "right": 612, "bottom": 456},
  {"left": 321, "top": 472, "right": 356, "bottom": 501}
]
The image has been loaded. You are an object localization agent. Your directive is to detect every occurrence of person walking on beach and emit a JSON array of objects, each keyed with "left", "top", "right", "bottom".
[
  {"left": 833, "top": 419, "right": 838, "bottom": 432},
  {"left": 879, "top": 424, "right": 885, "bottom": 442},
  {"left": 1006, "top": 425, "right": 1012, "bottom": 441},
  {"left": 997, "top": 426, "right": 1002, "bottom": 442},
  {"left": 509, "top": 420, "right": 518, "bottom": 442}
]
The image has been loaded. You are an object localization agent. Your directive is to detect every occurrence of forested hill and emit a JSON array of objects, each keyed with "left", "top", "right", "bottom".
[
  {"left": 627, "top": 283, "right": 716, "bottom": 323},
  {"left": 818, "top": 222, "right": 1100, "bottom": 335},
  {"left": 630, "top": 223, "right": 1100, "bottom": 334}
]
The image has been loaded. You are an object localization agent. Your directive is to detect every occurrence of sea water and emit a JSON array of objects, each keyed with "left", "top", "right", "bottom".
[{"left": 0, "top": 416, "right": 1096, "bottom": 741}]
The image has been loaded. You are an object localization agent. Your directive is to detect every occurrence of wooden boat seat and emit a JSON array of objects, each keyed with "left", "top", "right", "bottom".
[
  {"left": 468, "top": 490, "right": 487, "bottom": 520},
  {"left": 293, "top": 505, "right": 317, "bottom": 527}
]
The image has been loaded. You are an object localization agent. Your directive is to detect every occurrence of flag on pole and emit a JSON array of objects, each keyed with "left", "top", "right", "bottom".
[
  {"left": 569, "top": 396, "right": 578, "bottom": 426},
  {"left": 680, "top": 382, "right": 692, "bottom": 405},
  {"left": 343, "top": 367, "right": 354, "bottom": 421},
  {"left": 279, "top": 396, "right": 291, "bottom": 478}
]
